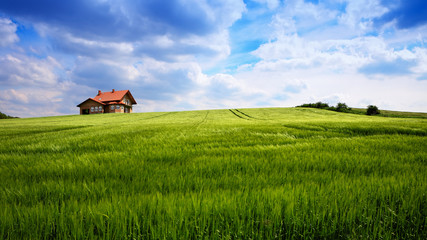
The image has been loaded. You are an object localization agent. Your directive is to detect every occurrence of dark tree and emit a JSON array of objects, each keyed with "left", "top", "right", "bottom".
[
  {"left": 366, "top": 105, "right": 380, "bottom": 115},
  {"left": 0, "top": 112, "right": 17, "bottom": 119},
  {"left": 336, "top": 102, "right": 350, "bottom": 112}
]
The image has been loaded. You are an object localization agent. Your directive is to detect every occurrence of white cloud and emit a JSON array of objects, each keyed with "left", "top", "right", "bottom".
[
  {"left": 338, "top": 0, "right": 387, "bottom": 32},
  {"left": 0, "top": 18, "right": 19, "bottom": 47},
  {"left": 0, "top": 54, "right": 60, "bottom": 86},
  {"left": 411, "top": 47, "right": 427, "bottom": 75},
  {"left": 231, "top": 0, "right": 427, "bottom": 113},
  {"left": 252, "top": 0, "right": 280, "bottom": 10},
  {"left": 0, "top": 89, "right": 29, "bottom": 103},
  {"left": 0, "top": 80, "right": 96, "bottom": 117}
]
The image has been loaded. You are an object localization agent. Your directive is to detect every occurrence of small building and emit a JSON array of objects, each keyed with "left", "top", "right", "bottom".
[{"left": 77, "top": 89, "right": 137, "bottom": 115}]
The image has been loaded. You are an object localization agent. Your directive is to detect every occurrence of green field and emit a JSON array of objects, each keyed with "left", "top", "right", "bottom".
[{"left": 1, "top": 108, "right": 426, "bottom": 239}]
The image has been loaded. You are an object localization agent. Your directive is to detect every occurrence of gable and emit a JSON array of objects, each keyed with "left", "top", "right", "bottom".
[
  {"left": 76, "top": 98, "right": 105, "bottom": 107},
  {"left": 123, "top": 91, "right": 137, "bottom": 104}
]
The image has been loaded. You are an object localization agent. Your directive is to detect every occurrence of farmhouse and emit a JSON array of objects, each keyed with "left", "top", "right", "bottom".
[{"left": 77, "top": 89, "right": 137, "bottom": 115}]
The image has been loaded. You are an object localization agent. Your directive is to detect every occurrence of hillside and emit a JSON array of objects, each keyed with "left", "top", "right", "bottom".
[
  {"left": 1, "top": 108, "right": 426, "bottom": 239},
  {"left": 350, "top": 108, "right": 427, "bottom": 118}
]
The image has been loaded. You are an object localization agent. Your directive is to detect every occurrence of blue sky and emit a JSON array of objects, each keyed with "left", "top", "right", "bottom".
[{"left": 0, "top": 0, "right": 426, "bottom": 117}]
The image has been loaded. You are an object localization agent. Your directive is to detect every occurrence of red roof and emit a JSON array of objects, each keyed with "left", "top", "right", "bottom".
[
  {"left": 89, "top": 98, "right": 105, "bottom": 105},
  {"left": 77, "top": 89, "right": 137, "bottom": 107},
  {"left": 95, "top": 89, "right": 136, "bottom": 104},
  {"left": 76, "top": 98, "right": 106, "bottom": 107}
]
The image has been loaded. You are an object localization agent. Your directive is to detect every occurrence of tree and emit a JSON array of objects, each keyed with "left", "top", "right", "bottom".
[
  {"left": 315, "top": 102, "right": 329, "bottom": 109},
  {"left": 0, "top": 111, "right": 17, "bottom": 119},
  {"left": 366, "top": 105, "right": 380, "bottom": 115},
  {"left": 336, "top": 102, "right": 350, "bottom": 112}
]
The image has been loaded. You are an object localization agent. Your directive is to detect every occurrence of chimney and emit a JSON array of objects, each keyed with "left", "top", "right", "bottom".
[
  {"left": 98, "top": 90, "right": 101, "bottom": 95},
  {"left": 112, "top": 89, "right": 115, "bottom": 93}
]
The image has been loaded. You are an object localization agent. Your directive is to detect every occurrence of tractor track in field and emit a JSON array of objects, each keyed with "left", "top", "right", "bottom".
[
  {"left": 190, "top": 111, "right": 210, "bottom": 129},
  {"left": 229, "top": 109, "right": 265, "bottom": 120},
  {"left": 229, "top": 109, "right": 251, "bottom": 120},
  {"left": 136, "top": 111, "right": 178, "bottom": 121},
  {"left": 234, "top": 109, "right": 257, "bottom": 119}
]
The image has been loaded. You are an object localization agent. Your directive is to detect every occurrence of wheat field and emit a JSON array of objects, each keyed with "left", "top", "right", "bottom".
[{"left": 1, "top": 108, "right": 426, "bottom": 239}]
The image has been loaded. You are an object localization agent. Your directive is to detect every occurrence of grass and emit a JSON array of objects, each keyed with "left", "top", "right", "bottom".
[
  {"left": 350, "top": 108, "right": 427, "bottom": 119},
  {"left": 1, "top": 107, "right": 426, "bottom": 239}
]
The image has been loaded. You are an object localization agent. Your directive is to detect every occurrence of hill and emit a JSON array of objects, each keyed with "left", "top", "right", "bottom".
[
  {"left": 1, "top": 108, "right": 426, "bottom": 239},
  {"left": 350, "top": 108, "right": 427, "bottom": 118}
]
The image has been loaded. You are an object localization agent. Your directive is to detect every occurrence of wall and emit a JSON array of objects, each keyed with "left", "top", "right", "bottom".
[
  {"left": 79, "top": 102, "right": 133, "bottom": 114},
  {"left": 79, "top": 101, "right": 104, "bottom": 114},
  {"left": 107, "top": 104, "right": 125, "bottom": 113}
]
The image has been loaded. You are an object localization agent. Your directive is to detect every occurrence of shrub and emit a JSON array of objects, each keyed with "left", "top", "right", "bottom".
[
  {"left": 296, "top": 102, "right": 329, "bottom": 109},
  {"left": 296, "top": 102, "right": 352, "bottom": 113},
  {"left": 367, "top": 105, "right": 380, "bottom": 115},
  {"left": 336, "top": 102, "right": 351, "bottom": 112}
]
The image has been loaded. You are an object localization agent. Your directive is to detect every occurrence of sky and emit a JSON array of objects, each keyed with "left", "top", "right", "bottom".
[{"left": 0, "top": 0, "right": 427, "bottom": 117}]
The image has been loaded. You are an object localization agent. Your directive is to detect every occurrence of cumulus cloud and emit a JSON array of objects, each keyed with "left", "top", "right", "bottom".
[
  {"left": 225, "top": 0, "right": 427, "bottom": 111},
  {"left": 0, "top": 18, "right": 18, "bottom": 46},
  {"left": 338, "top": 0, "right": 387, "bottom": 31},
  {"left": 252, "top": 0, "right": 280, "bottom": 10},
  {"left": 0, "top": 89, "right": 29, "bottom": 103},
  {"left": 0, "top": 0, "right": 244, "bottom": 46},
  {"left": 0, "top": 54, "right": 60, "bottom": 86},
  {"left": 0, "top": 81, "right": 95, "bottom": 117}
]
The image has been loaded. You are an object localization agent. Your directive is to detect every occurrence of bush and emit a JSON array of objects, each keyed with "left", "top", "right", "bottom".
[
  {"left": 296, "top": 102, "right": 352, "bottom": 113},
  {"left": 297, "top": 102, "right": 329, "bottom": 109},
  {"left": 366, "top": 105, "right": 380, "bottom": 115},
  {"left": 335, "top": 102, "right": 351, "bottom": 112}
]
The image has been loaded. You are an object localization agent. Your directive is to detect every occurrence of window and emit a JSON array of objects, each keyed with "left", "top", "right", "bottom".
[
  {"left": 116, "top": 105, "right": 120, "bottom": 109},
  {"left": 95, "top": 106, "right": 98, "bottom": 112},
  {"left": 91, "top": 107, "right": 94, "bottom": 112},
  {"left": 98, "top": 106, "right": 102, "bottom": 112},
  {"left": 121, "top": 106, "right": 124, "bottom": 110},
  {"left": 110, "top": 105, "right": 114, "bottom": 110}
]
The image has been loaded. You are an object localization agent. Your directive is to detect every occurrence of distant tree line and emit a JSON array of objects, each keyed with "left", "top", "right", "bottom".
[
  {"left": 296, "top": 102, "right": 352, "bottom": 113},
  {"left": 296, "top": 102, "right": 380, "bottom": 115},
  {"left": 0, "top": 112, "right": 18, "bottom": 119}
]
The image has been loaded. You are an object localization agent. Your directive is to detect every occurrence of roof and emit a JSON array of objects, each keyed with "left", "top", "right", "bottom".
[
  {"left": 76, "top": 98, "right": 105, "bottom": 107},
  {"left": 93, "top": 90, "right": 137, "bottom": 104},
  {"left": 77, "top": 89, "right": 137, "bottom": 107}
]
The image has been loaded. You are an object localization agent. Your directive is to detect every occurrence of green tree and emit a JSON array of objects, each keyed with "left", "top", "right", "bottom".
[
  {"left": 336, "top": 102, "right": 350, "bottom": 112},
  {"left": 367, "top": 105, "right": 380, "bottom": 115},
  {"left": 0, "top": 112, "right": 16, "bottom": 119}
]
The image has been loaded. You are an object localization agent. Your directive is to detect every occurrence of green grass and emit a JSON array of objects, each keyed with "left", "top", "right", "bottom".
[
  {"left": 349, "top": 108, "right": 427, "bottom": 119},
  {"left": 1, "top": 108, "right": 426, "bottom": 239}
]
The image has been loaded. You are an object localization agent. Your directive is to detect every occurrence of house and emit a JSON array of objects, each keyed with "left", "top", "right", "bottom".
[{"left": 77, "top": 89, "right": 137, "bottom": 115}]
